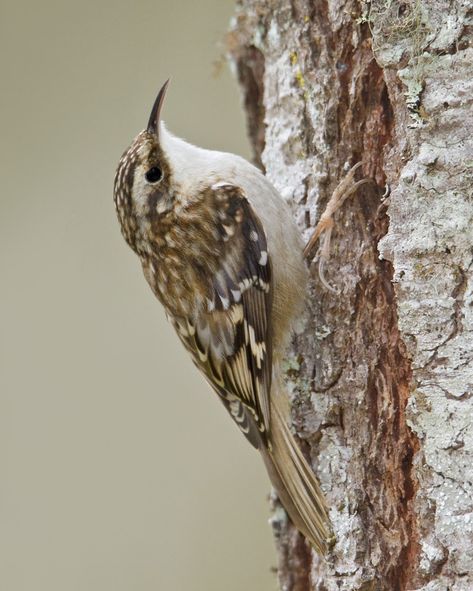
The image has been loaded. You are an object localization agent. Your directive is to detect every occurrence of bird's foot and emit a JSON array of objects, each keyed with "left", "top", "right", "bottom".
[{"left": 304, "top": 162, "right": 371, "bottom": 293}]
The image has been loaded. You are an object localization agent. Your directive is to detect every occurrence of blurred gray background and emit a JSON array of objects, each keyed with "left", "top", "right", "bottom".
[{"left": 0, "top": 1, "right": 277, "bottom": 589}]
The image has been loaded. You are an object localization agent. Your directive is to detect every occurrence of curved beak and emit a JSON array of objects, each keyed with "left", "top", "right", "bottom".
[{"left": 146, "top": 79, "right": 170, "bottom": 136}]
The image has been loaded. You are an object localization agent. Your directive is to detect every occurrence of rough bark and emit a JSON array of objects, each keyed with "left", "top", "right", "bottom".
[{"left": 228, "top": 1, "right": 473, "bottom": 590}]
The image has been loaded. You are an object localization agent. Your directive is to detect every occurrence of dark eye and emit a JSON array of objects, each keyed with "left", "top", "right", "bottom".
[{"left": 145, "top": 166, "right": 163, "bottom": 183}]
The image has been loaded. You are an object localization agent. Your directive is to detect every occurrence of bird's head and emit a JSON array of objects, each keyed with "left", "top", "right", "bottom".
[{"left": 113, "top": 80, "right": 174, "bottom": 255}]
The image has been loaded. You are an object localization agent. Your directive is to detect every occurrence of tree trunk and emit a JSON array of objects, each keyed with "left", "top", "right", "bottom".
[{"left": 228, "top": 2, "right": 473, "bottom": 590}]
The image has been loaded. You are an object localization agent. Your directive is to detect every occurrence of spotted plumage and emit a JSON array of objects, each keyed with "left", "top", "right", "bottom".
[
  {"left": 113, "top": 81, "right": 331, "bottom": 553},
  {"left": 169, "top": 184, "right": 273, "bottom": 446}
]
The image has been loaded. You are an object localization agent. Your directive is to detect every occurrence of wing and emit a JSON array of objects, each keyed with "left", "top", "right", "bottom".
[{"left": 170, "top": 183, "right": 273, "bottom": 448}]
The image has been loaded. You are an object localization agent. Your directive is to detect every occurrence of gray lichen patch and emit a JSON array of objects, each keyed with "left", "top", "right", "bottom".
[
  {"left": 364, "top": 0, "right": 429, "bottom": 67},
  {"left": 379, "top": 47, "right": 473, "bottom": 589}
]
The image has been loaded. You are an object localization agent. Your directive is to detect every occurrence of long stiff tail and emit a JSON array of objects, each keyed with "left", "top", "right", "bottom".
[{"left": 260, "top": 397, "right": 331, "bottom": 554}]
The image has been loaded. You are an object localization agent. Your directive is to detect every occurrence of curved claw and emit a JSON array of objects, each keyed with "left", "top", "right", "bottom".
[{"left": 304, "top": 163, "right": 372, "bottom": 291}]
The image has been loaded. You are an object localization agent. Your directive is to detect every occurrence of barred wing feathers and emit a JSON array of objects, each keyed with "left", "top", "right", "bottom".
[{"left": 171, "top": 183, "right": 272, "bottom": 448}]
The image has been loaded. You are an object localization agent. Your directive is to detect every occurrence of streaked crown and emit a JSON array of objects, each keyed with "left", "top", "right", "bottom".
[{"left": 113, "top": 80, "right": 172, "bottom": 255}]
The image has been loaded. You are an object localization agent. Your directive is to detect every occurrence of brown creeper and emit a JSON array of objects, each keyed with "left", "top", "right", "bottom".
[{"left": 113, "top": 81, "right": 331, "bottom": 553}]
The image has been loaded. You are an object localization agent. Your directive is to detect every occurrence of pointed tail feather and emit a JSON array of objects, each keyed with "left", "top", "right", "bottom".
[{"left": 261, "top": 398, "right": 331, "bottom": 554}]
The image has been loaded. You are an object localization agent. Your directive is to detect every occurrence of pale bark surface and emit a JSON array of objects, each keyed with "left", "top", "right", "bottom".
[{"left": 229, "top": 2, "right": 473, "bottom": 590}]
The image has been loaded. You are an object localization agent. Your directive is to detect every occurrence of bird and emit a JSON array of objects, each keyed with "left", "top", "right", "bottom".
[{"left": 113, "top": 80, "right": 332, "bottom": 553}]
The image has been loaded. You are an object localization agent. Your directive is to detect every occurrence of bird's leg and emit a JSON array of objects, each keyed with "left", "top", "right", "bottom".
[{"left": 304, "top": 162, "right": 371, "bottom": 293}]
